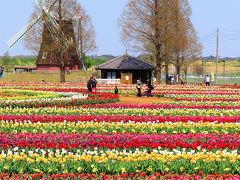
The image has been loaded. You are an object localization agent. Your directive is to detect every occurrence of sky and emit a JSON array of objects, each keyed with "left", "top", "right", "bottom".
[{"left": 0, "top": 0, "right": 240, "bottom": 57}]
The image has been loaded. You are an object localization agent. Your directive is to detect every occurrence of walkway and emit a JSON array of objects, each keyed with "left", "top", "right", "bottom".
[{"left": 119, "top": 95, "right": 173, "bottom": 104}]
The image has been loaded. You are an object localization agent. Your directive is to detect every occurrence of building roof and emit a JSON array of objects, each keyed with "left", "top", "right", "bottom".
[
  {"left": 96, "top": 54, "right": 154, "bottom": 70},
  {"left": 14, "top": 66, "right": 37, "bottom": 69}
]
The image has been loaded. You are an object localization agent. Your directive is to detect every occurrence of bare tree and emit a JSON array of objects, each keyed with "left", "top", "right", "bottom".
[
  {"left": 24, "top": 0, "right": 96, "bottom": 55},
  {"left": 171, "top": 0, "right": 202, "bottom": 81},
  {"left": 182, "top": 27, "right": 202, "bottom": 80},
  {"left": 120, "top": 0, "right": 201, "bottom": 83},
  {"left": 120, "top": 0, "right": 168, "bottom": 83}
]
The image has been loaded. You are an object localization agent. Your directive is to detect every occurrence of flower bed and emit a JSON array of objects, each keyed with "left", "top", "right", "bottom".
[
  {"left": 84, "top": 103, "right": 240, "bottom": 109},
  {"left": 0, "top": 90, "right": 119, "bottom": 108},
  {"left": 0, "top": 121, "right": 239, "bottom": 134},
  {"left": 0, "top": 114, "right": 240, "bottom": 123},
  {"left": 0, "top": 147, "right": 239, "bottom": 175},
  {"left": 0, "top": 83, "right": 239, "bottom": 178},
  {"left": 1, "top": 173, "right": 240, "bottom": 180}
]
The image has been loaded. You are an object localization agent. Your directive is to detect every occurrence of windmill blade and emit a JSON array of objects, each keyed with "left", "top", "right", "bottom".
[
  {"left": 35, "top": 0, "right": 59, "bottom": 18},
  {"left": 7, "top": 0, "right": 59, "bottom": 48},
  {"left": 35, "top": 0, "right": 58, "bottom": 13},
  {"left": 35, "top": 0, "right": 70, "bottom": 52},
  {"left": 7, "top": 15, "right": 43, "bottom": 48}
]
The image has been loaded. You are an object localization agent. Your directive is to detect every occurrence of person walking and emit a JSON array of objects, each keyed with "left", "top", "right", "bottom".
[
  {"left": 205, "top": 75, "right": 210, "bottom": 86},
  {"left": 136, "top": 80, "right": 142, "bottom": 97},
  {"left": 114, "top": 85, "right": 119, "bottom": 94}
]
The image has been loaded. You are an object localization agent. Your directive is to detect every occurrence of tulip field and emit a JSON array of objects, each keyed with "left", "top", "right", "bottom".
[{"left": 0, "top": 82, "right": 239, "bottom": 179}]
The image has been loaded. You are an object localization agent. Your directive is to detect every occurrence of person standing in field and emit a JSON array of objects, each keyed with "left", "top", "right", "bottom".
[
  {"left": 205, "top": 75, "right": 210, "bottom": 86},
  {"left": 145, "top": 81, "right": 154, "bottom": 97},
  {"left": 114, "top": 85, "right": 119, "bottom": 94},
  {"left": 87, "top": 77, "right": 93, "bottom": 92},
  {"left": 136, "top": 80, "right": 142, "bottom": 97},
  {"left": 92, "top": 75, "right": 98, "bottom": 92}
]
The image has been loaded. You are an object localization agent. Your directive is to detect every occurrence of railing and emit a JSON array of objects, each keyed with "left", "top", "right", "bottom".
[{"left": 96, "top": 79, "right": 121, "bottom": 84}]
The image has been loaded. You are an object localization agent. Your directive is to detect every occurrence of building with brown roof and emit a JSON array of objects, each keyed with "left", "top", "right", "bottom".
[{"left": 96, "top": 54, "right": 154, "bottom": 84}]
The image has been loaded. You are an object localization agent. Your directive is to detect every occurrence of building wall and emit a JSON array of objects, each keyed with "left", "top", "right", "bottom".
[{"left": 100, "top": 70, "right": 152, "bottom": 84}]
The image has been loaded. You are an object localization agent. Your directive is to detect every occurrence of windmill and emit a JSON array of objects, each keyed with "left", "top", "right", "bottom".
[{"left": 7, "top": 0, "right": 86, "bottom": 82}]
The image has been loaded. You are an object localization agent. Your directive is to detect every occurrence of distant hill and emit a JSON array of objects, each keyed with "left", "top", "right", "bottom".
[
  {"left": 202, "top": 56, "right": 240, "bottom": 61},
  {"left": 13, "top": 55, "right": 37, "bottom": 59},
  {"left": 92, "top": 55, "right": 116, "bottom": 61}
]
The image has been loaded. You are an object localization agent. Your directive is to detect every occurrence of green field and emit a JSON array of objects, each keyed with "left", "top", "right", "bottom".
[
  {"left": 0, "top": 70, "right": 96, "bottom": 83},
  {"left": 0, "top": 57, "right": 36, "bottom": 66},
  {"left": 189, "top": 60, "right": 240, "bottom": 75}
]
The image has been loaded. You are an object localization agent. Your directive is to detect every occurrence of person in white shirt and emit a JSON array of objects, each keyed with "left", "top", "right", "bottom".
[{"left": 205, "top": 75, "right": 210, "bottom": 86}]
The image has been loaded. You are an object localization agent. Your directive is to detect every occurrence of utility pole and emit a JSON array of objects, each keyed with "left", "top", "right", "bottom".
[
  {"left": 215, "top": 28, "right": 219, "bottom": 84},
  {"left": 79, "top": 17, "right": 83, "bottom": 62}
]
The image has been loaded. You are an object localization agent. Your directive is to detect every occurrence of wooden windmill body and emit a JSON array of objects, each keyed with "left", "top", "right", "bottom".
[{"left": 37, "top": 20, "right": 81, "bottom": 70}]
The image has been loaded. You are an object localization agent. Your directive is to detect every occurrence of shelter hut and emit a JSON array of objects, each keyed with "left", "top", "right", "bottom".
[
  {"left": 96, "top": 54, "right": 154, "bottom": 84},
  {"left": 14, "top": 66, "right": 37, "bottom": 73}
]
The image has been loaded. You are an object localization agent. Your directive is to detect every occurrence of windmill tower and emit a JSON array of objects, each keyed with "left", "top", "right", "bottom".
[
  {"left": 7, "top": 0, "right": 86, "bottom": 82},
  {"left": 36, "top": 0, "right": 81, "bottom": 71}
]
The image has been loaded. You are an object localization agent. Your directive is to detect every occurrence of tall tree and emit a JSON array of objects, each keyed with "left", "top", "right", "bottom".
[
  {"left": 120, "top": 0, "right": 201, "bottom": 83},
  {"left": 120, "top": 0, "right": 166, "bottom": 83},
  {"left": 24, "top": 0, "right": 96, "bottom": 56},
  {"left": 171, "top": 0, "right": 201, "bottom": 81}
]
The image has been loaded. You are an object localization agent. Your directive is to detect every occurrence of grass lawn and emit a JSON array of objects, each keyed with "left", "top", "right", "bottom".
[{"left": 0, "top": 70, "right": 96, "bottom": 83}]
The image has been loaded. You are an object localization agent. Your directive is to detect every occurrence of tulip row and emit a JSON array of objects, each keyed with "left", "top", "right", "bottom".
[
  {"left": 162, "top": 100, "right": 240, "bottom": 106},
  {"left": 165, "top": 94, "right": 240, "bottom": 99},
  {"left": 0, "top": 148, "right": 239, "bottom": 175},
  {"left": 175, "top": 97, "right": 240, "bottom": 102},
  {"left": 0, "top": 107, "right": 239, "bottom": 116},
  {"left": 154, "top": 91, "right": 240, "bottom": 96},
  {"left": 84, "top": 103, "right": 240, "bottom": 110},
  {"left": 0, "top": 121, "right": 239, "bottom": 134},
  {"left": 0, "top": 92, "right": 88, "bottom": 108},
  {"left": 0, "top": 89, "right": 59, "bottom": 100},
  {"left": 1, "top": 173, "right": 240, "bottom": 180},
  {"left": 0, "top": 133, "right": 239, "bottom": 150},
  {"left": 1, "top": 114, "right": 239, "bottom": 123}
]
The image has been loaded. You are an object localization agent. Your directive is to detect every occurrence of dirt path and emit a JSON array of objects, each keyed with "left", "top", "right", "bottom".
[{"left": 119, "top": 95, "right": 173, "bottom": 104}]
